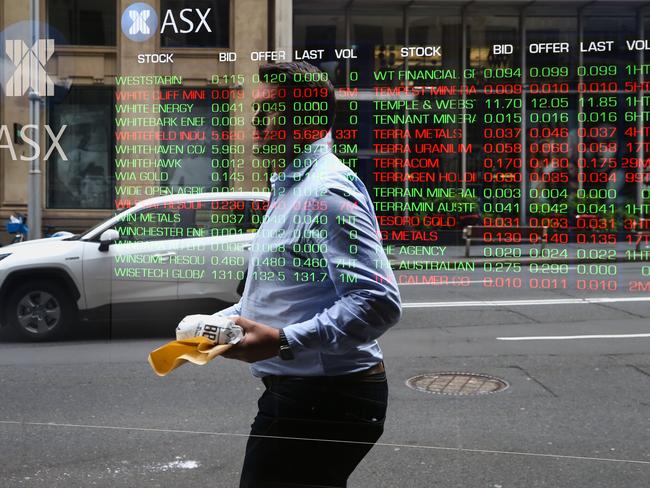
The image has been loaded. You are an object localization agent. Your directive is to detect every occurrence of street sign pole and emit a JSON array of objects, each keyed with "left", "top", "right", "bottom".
[{"left": 28, "top": 0, "right": 42, "bottom": 240}]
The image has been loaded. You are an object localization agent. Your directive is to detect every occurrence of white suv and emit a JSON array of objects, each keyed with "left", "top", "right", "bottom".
[{"left": 0, "top": 192, "right": 270, "bottom": 341}]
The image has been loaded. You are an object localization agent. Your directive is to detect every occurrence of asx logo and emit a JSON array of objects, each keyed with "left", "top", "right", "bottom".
[
  {"left": 121, "top": 3, "right": 159, "bottom": 42},
  {"left": 0, "top": 125, "right": 67, "bottom": 161},
  {"left": 4, "top": 39, "right": 54, "bottom": 97},
  {"left": 121, "top": 2, "right": 212, "bottom": 42}
]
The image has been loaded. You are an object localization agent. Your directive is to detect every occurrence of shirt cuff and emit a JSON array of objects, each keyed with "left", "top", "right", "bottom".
[{"left": 282, "top": 319, "right": 320, "bottom": 354}]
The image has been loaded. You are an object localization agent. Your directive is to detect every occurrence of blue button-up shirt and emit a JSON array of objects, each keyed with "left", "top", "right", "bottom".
[{"left": 214, "top": 136, "right": 401, "bottom": 377}]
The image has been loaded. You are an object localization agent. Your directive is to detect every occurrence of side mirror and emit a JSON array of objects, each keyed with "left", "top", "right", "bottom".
[{"left": 98, "top": 229, "right": 120, "bottom": 252}]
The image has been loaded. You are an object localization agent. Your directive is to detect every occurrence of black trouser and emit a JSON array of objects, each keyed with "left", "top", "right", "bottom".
[{"left": 239, "top": 371, "right": 388, "bottom": 488}]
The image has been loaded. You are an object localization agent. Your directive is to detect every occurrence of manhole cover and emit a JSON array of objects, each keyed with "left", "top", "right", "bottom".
[{"left": 405, "top": 372, "right": 509, "bottom": 396}]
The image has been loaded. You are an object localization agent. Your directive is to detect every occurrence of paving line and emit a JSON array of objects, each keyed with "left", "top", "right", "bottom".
[
  {"left": 1, "top": 420, "right": 649, "bottom": 466},
  {"left": 498, "top": 333, "right": 650, "bottom": 341},
  {"left": 403, "top": 296, "right": 650, "bottom": 308}
]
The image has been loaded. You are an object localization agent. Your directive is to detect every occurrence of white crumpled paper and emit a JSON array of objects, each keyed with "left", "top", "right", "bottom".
[{"left": 175, "top": 314, "right": 243, "bottom": 345}]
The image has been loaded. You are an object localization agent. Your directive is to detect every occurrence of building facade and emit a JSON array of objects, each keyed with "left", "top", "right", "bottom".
[
  {"left": 0, "top": 0, "right": 269, "bottom": 240},
  {"left": 1, "top": 0, "right": 648, "bottom": 241}
]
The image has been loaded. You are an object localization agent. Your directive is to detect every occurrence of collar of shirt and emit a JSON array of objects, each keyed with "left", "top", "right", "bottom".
[{"left": 270, "top": 134, "right": 332, "bottom": 195}]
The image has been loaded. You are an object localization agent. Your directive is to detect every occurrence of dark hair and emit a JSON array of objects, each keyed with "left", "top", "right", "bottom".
[{"left": 258, "top": 61, "right": 336, "bottom": 133}]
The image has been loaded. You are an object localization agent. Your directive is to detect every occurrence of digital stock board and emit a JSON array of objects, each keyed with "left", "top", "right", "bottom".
[
  {"left": 109, "top": 8, "right": 650, "bottom": 296},
  {"left": 2, "top": 0, "right": 650, "bottom": 301}
]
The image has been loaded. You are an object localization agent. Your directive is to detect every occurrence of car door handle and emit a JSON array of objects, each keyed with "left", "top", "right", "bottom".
[{"left": 153, "top": 252, "right": 176, "bottom": 262}]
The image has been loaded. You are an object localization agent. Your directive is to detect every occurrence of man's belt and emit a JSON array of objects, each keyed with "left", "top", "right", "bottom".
[{"left": 262, "top": 362, "right": 386, "bottom": 388}]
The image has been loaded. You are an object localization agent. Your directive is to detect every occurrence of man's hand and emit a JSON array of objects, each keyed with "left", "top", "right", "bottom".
[{"left": 221, "top": 316, "right": 281, "bottom": 363}]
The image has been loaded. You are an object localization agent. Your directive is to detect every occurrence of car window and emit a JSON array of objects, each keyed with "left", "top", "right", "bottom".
[
  {"left": 247, "top": 199, "right": 268, "bottom": 232},
  {"left": 194, "top": 199, "right": 265, "bottom": 236},
  {"left": 113, "top": 203, "right": 199, "bottom": 243}
]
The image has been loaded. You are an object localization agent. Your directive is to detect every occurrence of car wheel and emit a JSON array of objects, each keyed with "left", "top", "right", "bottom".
[{"left": 5, "top": 280, "right": 76, "bottom": 341}]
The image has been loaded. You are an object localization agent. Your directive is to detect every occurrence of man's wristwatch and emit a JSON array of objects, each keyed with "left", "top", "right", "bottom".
[{"left": 278, "top": 329, "right": 294, "bottom": 360}]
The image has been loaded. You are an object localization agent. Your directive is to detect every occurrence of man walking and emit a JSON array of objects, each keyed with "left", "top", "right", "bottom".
[{"left": 214, "top": 61, "right": 401, "bottom": 487}]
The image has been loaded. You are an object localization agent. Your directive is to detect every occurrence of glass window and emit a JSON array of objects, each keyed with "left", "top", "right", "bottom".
[
  {"left": 160, "top": 0, "right": 229, "bottom": 48},
  {"left": 408, "top": 12, "right": 462, "bottom": 73},
  {"left": 159, "top": 87, "right": 228, "bottom": 193},
  {"left": 47, "top": 87, "right": 113, "bottom": 209},
  {"left": 351, "top": 11, "right": 404, "bottom": 89},
  {"left": 113, "top": 204, "right": 198, "bottom": 243},
  {"left": 248, "top": 200, "right": 268, "bottom": 231},
  {"left": 47, "top": 0, "right": 116, "bottom": 46},
  {"left": 466, "top": 13, "right": 520, "bottom": 183},
  {"left": 194, "top": 200, "right": 263, "bottom": 236},
  {"left": 293, "top": 12, "right": 346, "bottom": 86},
  {"left": 407, "top": 12, "right": 464, "bottom": 185},
  {"left": 112, "top": 199, "right": 267, "bottom": 244},
  {"left": 525, "top": 16, "right": 576, "bottom": 79},
  {"left": 581, "top": 14, "right": 638, "bottom": 213}
]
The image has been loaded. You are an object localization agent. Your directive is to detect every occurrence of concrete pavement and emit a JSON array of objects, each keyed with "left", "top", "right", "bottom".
[{"left": 2, "top": 263, "right": 649, "bottom": 487}]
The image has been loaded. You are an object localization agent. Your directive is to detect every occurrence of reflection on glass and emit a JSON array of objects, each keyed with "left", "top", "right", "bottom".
[
  {"left": 47, "top": 0, "right": 116, "bottom": 46},
  {"left": 47, "top": 88, "right": 113, "bottom": 209}
]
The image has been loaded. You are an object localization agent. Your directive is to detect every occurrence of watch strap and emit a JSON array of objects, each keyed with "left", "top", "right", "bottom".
[{"left": 278, "top": 329, "right": 294, "bottom": 360}]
